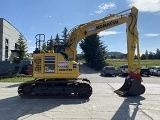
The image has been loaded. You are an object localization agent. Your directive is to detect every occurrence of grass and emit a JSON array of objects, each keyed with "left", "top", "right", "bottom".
[
  {"left": 106, "top": 59, "right": 160, "bottom": 68},
  {"left": 79, "top": 59, "right": 160, "bottom": 68},
  {"left": 0, "top": 76, "right": 34, "bottom": 82}
]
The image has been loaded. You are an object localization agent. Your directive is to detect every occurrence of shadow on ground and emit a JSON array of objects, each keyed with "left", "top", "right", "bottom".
[
  {"left": 5, "top": 83, "right": 21, "bottom": 88},
  {"left": 0, "top": 95, "right": 89, "bottom": 120},
  {"left": 79, "top": 63, "right": 99, "bottom": 74},
  {"left": 111, "top": 96, "right": 145, "bottom": 120}
]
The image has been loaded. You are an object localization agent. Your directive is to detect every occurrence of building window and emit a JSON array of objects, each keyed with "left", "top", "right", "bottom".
[
  {"left": 5, "top": 39, "right": 9, "bottom": 59},
  {"left": 5, "top": 39, "right": 8, "bottom": 46},
  {"left": 15, "top": 43, "right": 18, "bottom": 49}
]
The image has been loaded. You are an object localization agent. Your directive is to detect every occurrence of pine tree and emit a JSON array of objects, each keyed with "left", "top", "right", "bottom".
[
  {"left": 61, "top": 27, "right": 69, "bottom": 44},
  {"left": 134, "top": 55, "right": 138, "bottom": 59},
  {"left": 155, "top": 48, "right": 160, "bottom": 59},
  {"left": 47, "top": 36, "right": 54, "bottom": 50},
  {"left": 148, "top": 52, "right": 155, "bottom": 59},
  {"left": 79, "top": 34, "right": 107, "bottom": 70},
  {"left": 41, "top": 42, "right": 47, "bottom": 50},
  {"left": 55, "top": 34, "right": 60, "bottom": 44},
  {"left": 141, "top": 54, "right": 146, "bottom": 60},
  {"left": 145, "top": 50, "right": 148, "bottom": 59},
  {"left": 12, "top": 33, "right": 28, "bottom": 63}
]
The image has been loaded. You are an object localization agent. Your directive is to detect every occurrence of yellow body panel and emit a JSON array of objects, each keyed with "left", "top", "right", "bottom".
[{"left": 33, "top": 53, "right": 80, "bottom": 79}]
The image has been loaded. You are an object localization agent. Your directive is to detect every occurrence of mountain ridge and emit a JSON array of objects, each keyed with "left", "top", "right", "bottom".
[{"left": 108, "top": 51, "right": 125, "bottom": 56}]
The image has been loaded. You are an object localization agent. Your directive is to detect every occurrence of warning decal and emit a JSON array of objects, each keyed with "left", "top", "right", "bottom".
[{"left": 58, "top": 61, "right": 69, "bottom": 68}]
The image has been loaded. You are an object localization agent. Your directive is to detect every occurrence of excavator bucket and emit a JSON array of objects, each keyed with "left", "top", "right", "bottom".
[{"left": 114, "top": 73, "right": 145, "bottom": 96}]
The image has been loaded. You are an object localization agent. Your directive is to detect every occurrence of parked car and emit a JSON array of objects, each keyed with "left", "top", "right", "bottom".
[
  {"left": 149, "top": 66, "right": 160, "bottom": 76},
  {"left": 153, "top": 67, "right": 160, "bottom": 76},
  {"left": 140, "top": 67, "right": 151, "bottom": 76},
  {"left": 100, "top": 66, "right": 118, "bottom": 77},
  {"left": 118, "top": 64, "right": 128, "bottom": 76},
  {"left": 157, "top": 68, "right": 160, "bottom": 76}
]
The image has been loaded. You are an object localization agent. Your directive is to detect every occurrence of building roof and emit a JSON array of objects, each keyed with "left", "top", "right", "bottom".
[
  {"left": 0, "top": 18, "right": 21, "bottom": 34},
  {"left": 0, "top": 18, "right": 27, "bottom": 41}
]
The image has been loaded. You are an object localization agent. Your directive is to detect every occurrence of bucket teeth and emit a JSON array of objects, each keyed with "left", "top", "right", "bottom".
[{"left": 114, "top": 90, "right": 128, "bottom": 96}]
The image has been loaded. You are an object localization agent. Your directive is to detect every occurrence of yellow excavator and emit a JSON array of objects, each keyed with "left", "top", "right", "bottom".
[{"left": 18, "top": 6, "right": 145, "bottom": 98}]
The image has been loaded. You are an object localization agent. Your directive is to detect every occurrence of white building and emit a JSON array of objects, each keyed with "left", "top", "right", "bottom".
[{"left": 0, "top": 18, "right": 25, "bottom": 61}]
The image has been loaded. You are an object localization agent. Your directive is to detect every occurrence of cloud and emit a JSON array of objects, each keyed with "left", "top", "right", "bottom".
[
  {"left": 89, "top": 13, "right": 94, "bottom": 16},
  {"left": 144, "top": 33, "right": 160, "bottom": 37},
  {"left": 95, "top": 2, "right": 116, "bottom": 14},
  {"left": 76, "top": 12, "right": 80, "bottom": 15},
  {"left": 27, "top": 46, "right": 35, "bottom": 53},
  {"left": 44, "top": 15, "right": 52, "bottom": 18},
  {"left": 28, "top": 46, "right": 35, "bottom": 49},
  {"left": 128, "top": 0, "right": 160, "bottom": 12},
  {"left": 56, "top": 23, "right": 70, "bottom": 26},
  {"left": 98, "top": 31, "right": 121, "bottom": 36},
  {"left": 27, "top": 40, "right": 32, "bottom": 43},
  {"left": 30, "top": 27, "right": 34, "bottom": 30}
]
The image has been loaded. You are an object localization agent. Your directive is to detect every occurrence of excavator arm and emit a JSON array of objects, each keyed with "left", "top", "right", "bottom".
[
  {"left": 65, "top": 6, "right": 145, "bottom": 96},
  {"left": 65, "top": 6, "right": 142, "bottom": 77},
  {"left": 65, "top": 7, "right": 139, "bottom": 64}
]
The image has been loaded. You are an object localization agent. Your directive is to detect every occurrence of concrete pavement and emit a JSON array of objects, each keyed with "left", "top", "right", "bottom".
[{"left": 0, "top": 80, "right": 160, "bottom": 120}]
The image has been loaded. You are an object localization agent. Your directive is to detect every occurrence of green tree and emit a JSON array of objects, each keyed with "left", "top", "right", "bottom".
[
  {"left": 61, "top": 27, "right": 69, "bottom": 44},
  {"left": 111, "top": 55, "right": 117, "bottom": 59},
  {"left": 155, "top": 48, "right": 160, "bottom": 59},
  {"left": 145, "top": 50, "right": 148, "bottom": 59},
  {"left": 134, "top": 55, "right": 138, "bottom": 59},
  {"left": 47, "top": 36, "right": 54, "bottom": 50},
  {"left": 140, "top": 54, "right": 146, "bottom": 60},
  {"left": 148, "top": 52, "right": 155, "bottom": 59},
  {"left": 79, "top": 34, "right": 107, "bottom": 70},
  {"left": 12, "top": 33, "right": 28, "bottom": 63},
  {"left": 117, "top": 54, "right": 127, "bottom": 59},
  {"left": 55, "top": 34, "right": 60, "bottom": 44},
  {"left": 41, "top": 42, "right": 47, "bottom": 50}
]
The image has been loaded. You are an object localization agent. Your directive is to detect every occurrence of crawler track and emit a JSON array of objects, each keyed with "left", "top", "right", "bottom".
[{"left": 18, "top": 78, "right": 92, "bottom": 98}]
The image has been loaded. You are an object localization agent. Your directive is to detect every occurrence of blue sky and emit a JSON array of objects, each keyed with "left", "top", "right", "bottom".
[{"left": 0, "top": 0, "right": 160, "bottom": 54}]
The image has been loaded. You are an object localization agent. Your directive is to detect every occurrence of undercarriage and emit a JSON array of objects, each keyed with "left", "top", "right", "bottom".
[{"left": 18, "top": 78, "right": 92, "bottom": 98}]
